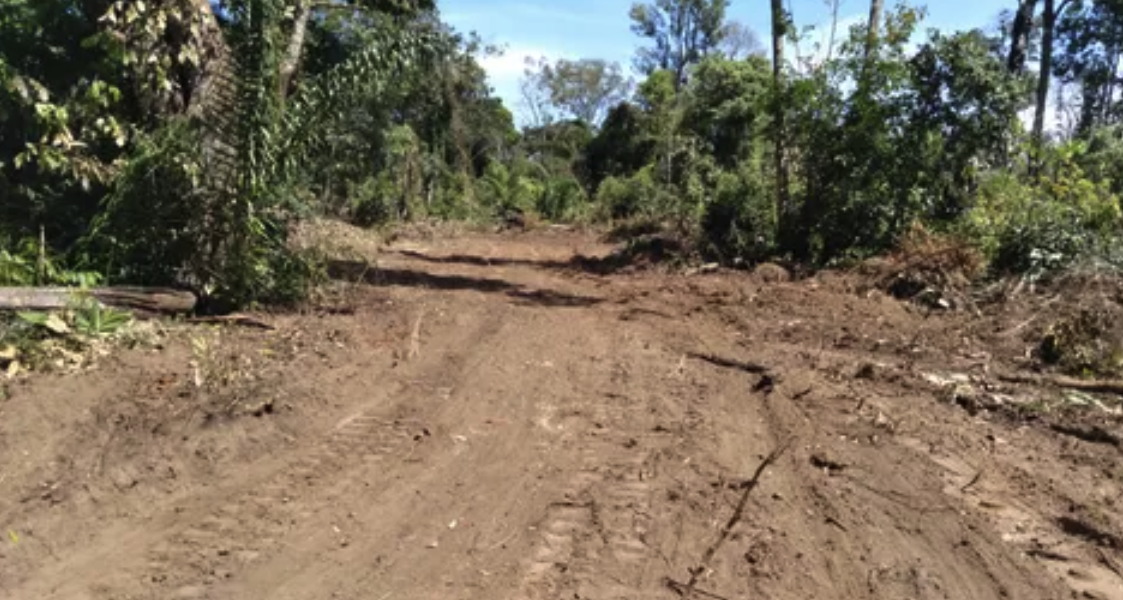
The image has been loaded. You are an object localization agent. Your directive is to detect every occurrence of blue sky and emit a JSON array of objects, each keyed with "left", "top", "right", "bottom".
[{"left": 439, "top": 0, "right": 1014, "bottom": 123}]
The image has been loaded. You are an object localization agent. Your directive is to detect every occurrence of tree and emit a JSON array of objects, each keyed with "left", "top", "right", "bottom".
[
  {"left": 1034, "top": 0, "right": 1077, "bottom": 147},
  {"left": 861, "top": 0, "right": 885, "bottom": 91},
  {"left": 770, "top": 0, "right": 791, "bottom": 228},
  {"left": 93, "top": 0, "right": 441, "bottom": 303},
  {"left": 522, "top": 58, "right": 633, "bottom": 126},
  {"left": 825, "top": 0, "right": 846, "bottom": 63},
  {"left": 630, "top": 0, "right": 731, "bottom": 88},
  {"left": 718, "top": 20, "right": 765, "bottom": 59},
  {"left": 1008, "top": 0, "right": 1039, "bottom": 73},
  {"left": 278, "top": 0, "right": 436, "bottom": 101},
  {"left": 1055, "top": 0, "right": 1123, "bottom": 135},
  {"left": 683, "top": 56, "right": 771, "bottom": 166},
  {"left": 520, "top": 57, "right": 556, "bottom": 129}
]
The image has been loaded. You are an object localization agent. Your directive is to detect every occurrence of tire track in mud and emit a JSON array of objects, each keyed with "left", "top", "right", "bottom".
[
  {"left": 144, "top": 415, "right": 427, "bottom": 592},
  {"left": 741, "top": 361, "right": 1068, "bottom": 600},
  {"left": 521, "top": 345, "right": 678, "bottom": 600},
  {"left": 79, "top": 304, "right": 512, "bottom": 600}
]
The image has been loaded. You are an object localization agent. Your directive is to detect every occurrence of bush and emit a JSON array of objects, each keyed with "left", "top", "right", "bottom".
[
  {"left": 537, "top": 177, "right": 590, "bottom": 222},
  {"left": 478, "top": 162, "right": 542, "bottom": 218},
  {"left": 699, "top": 168, "right": 775, "bottom": 264},
  {"left": 595, "top": 166, "right": 661, "bottom": 221},
  {"left": 348, "top": 175, "right": 397, "bottom": 227},
  {"left": 963, "top": 146, "right": 1122, "bottom": 276}
]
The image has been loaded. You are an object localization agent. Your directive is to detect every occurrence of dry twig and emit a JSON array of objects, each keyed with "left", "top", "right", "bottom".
[
  {"left": 686, "top": 351, "right": 769, "bottom": 375},
  {"left": 999, "top": 373, "right": 1123, "bottom": 396},
  {"left": 668, "top": 442, "right": 792, "bottom": 599}
]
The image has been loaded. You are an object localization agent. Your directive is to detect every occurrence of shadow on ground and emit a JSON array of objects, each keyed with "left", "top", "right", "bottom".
[
  {"left": 392, "top": 238, "right": 680, "bottom": 276},
  {"left": 327, "top": 261, "right": 604, "bottom": 308}
]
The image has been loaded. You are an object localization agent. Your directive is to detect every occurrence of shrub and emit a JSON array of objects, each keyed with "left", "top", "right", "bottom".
[
  {"left": 348, "top": 175, "right": 397, "bottom": 227},
  {"left": 962, "top": 147, "right": 1122, "bottom": 276},
  {"left": 595, "top": 166, "right": 661, "bottom": 221},
  {"left": 537, "top": 177, "right": 590, "bottom": 222},
  {"left": 699, "top": 168, "right": 775, "bottom": 264}
]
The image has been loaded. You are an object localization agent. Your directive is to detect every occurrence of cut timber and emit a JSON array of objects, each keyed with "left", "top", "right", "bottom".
[{"left": 0, "top": 287, "right": 196, "bottom": 314}]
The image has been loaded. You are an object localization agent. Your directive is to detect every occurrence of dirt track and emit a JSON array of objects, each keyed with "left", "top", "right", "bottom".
[{"left": 2, "top": 230, "right": 1122, "bottom": 600}]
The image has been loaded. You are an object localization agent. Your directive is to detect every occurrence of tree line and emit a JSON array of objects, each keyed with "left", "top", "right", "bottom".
[{"left": 3, "top": 0, "right": 1123, "bottom": 306}]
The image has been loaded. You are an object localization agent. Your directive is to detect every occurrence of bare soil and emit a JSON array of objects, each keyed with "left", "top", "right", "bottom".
[{"left": 2, "top": 229, "right": 1123, "bottom": 600}]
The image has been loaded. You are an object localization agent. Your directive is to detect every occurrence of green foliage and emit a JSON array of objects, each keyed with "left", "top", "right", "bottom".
[
  {"left": 520, "top": 58, "right": 633, "bottom": 126},
  {"left": 1039, "top": 308, "right": 1123, "bottom": 378},
  {"left": 538, "top": 177, "right": 591, "bottom": 222},
  {"left": 596, "top": 167, "right": 666, "bottom": 220},
  {"left": 69, "top": 296, "right": 133, "bottom": 338},
  {"left": 964, "top": 143, "right": 1122, "bottom": 275},
  {"left": 584, "top": 102, "right": 657, "bottom": 188},
  {"left": 9, "top": 0, "right": 1123, "bottom": 306},
  {"left": 630, "top": 0, "right": 730, "bottom": 87},
  {"left": 700, "top": 168, "right": 775, "bottom": 264},
  {"left": 682, "top": 56, "right": 771, "bottom": 167},
  {"left": 478, "top": 162, "right": 543, "bottom": 217},
  {"left": 0, "top": 239, "right": 102, "bottom": 287},
  {"left": 348, "top": 176, "right": 398, "bottom": 226},
  {"left": 87, "top": 0, "right": 439, "bottom": 306}
]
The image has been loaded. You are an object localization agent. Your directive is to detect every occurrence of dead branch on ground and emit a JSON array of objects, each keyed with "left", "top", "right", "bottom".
[
  {"left": 686, "top": 351, "right": 769, "bottom": 374},
  {"left": 999, "top": 373, "right": 1123, "bottom": 396},
  {"left": 667, "top": 442, "right": 791, "bottom": 599}
]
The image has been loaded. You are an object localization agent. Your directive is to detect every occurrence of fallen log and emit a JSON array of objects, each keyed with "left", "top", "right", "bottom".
[
  {"left": 0, "top": 287, "right": 197, "bottom": 315},
  {"left": 999, "top": 372, "right": 1123, "bottom": 396}
]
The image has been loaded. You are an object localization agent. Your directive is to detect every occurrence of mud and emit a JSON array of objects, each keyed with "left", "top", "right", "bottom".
[{"left": 1, "top": 229, "right": 1121, "bottom": 600}]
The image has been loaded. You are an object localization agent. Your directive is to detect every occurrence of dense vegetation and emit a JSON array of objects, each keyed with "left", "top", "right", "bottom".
[{"left": 4, "top": 0, "right": 1123, "bottom": 306}]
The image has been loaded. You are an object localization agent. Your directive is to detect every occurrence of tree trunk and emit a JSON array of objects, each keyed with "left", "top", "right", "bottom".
[
  {"left": 1034, "top": 0, "right": 1070, "bottom": 147},
  {"left": 771, "top": 0, "right": 790, "bottom": 229},
  {"left": 0, "top": 288, "right": 197, "bottom": 314},
  {"left": 1007, "top": 0, "right": 1038, "bottom": 73},
  {"left": 279, "top": 0, "right": 314, "bottom": 101},
  {"left": 826, "top": 0, "right": 841, "bottom": 63},
  {"left": 863, "top": 0, "right": 884, "bottom": 65}
]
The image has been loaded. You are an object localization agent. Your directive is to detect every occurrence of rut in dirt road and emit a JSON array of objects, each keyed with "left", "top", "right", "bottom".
[{"left": 1, "top": 232, "right": 1120, "bottom": 600}]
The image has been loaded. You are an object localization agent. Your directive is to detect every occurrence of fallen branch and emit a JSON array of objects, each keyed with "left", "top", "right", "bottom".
[
  {"left": 669, "top": 442, "right": 791, "bottom": 599},
  {"left": 664, "top": 579, "right": 731, "bottom": 600},
  {"left": 686, "top": 351, "right": 769, "bottom": 375},
  {"left": 999, "top": 373, "right": 1123, "bottom": 396},
  {"left": 187, "top": 314, "right": 275, "bottom": 330},
  {"left": 408, "top": 309, "right": 425, "bottom": 360},
  {"left": 960, "top": 469, "right": 984, "bottom": 493},
  {"left": 1098, "top": 548, "right": 1123, "bottom": 581},
  {"left": 0, "top": 287, "right": 196, "bottom": 314}
]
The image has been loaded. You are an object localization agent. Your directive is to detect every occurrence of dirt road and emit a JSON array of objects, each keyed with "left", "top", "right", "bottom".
[{"left": 2, "top": 230, "right": 1122, "bottom": 600}]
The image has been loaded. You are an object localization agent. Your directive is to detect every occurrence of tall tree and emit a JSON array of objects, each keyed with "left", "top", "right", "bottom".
[
  {"left": 630, "top": 0, "right": 731, "bottom": 88},
  {"left": 520, "top": 56, "right": 556, "bottom": 128},
  {"left": 825, "top": 0, "right": 845, "bottom": 63},
  {"left": 860, "top": 0, "right": 885, "bottom": 92},
  {"left": 771, "top": 0, "right": 791, "bottom": 226},
  {"left": 278, "top": 0, "right": 435, "bottom": 101},
  {"left": 1007, "top": 0, "right": 1039, "bottom": 73},
  {"left": 527, "top": 59, "right": 634, "bottom": 126},
  {"left": 1034, "top": 0, "right": 1076, "bottom": 146},
  {"left": 718, "top": 20, "right": 765, "bottom": 59},
  {"left": 864, "top": 0, "right": 885, "bottom": 62},
  {"left": 1055, "top": 0, "right": 1123, "bottom": 134}
]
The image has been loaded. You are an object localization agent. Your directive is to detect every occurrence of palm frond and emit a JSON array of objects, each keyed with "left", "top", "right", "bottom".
[{"left": 272, "top": 21, "right": 443, "bottom": 193}]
